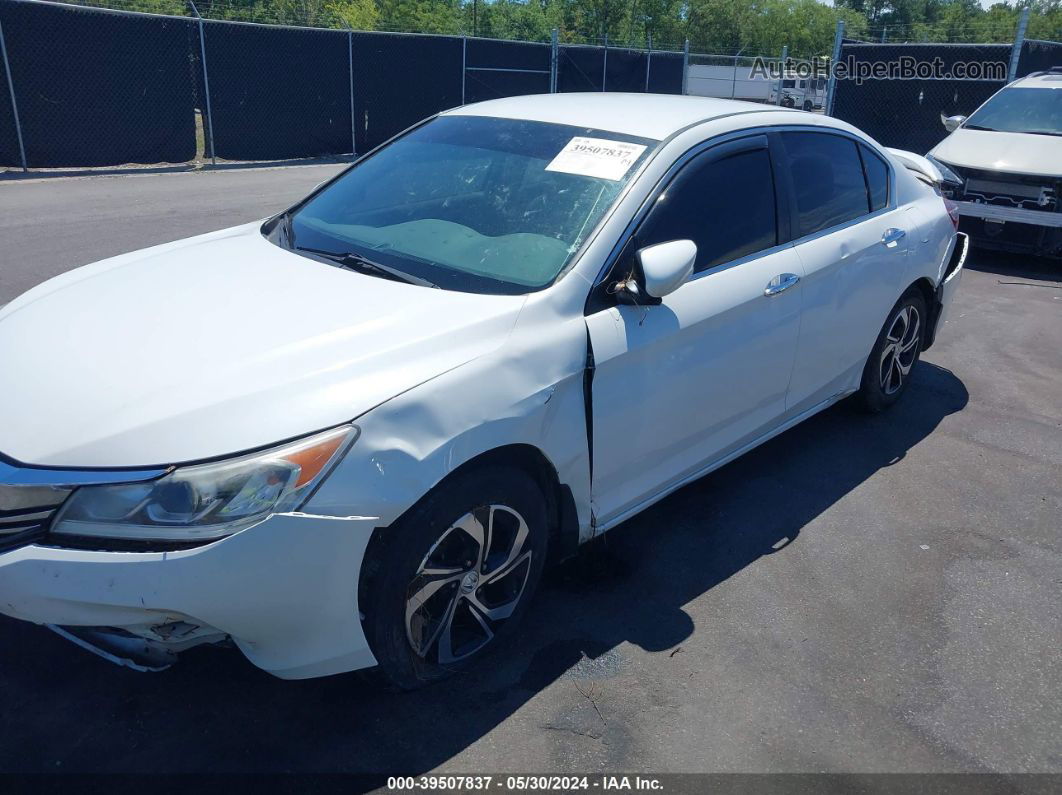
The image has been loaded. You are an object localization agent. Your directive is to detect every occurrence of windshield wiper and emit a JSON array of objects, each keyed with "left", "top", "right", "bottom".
[
  {"left": 295, "top": 246, "right": 438, "bottom": 288},
  {"left": 962, "top": 124, "right": 997, "bottom": 132}
]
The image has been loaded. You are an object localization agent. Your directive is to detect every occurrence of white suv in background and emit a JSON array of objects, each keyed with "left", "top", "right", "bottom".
[{"left": 928, "top": 68, "right": 1062, "bottom": 257}]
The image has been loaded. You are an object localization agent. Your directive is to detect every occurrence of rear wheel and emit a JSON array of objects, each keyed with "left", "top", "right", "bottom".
[
  {"left": 857, "top": 289, "right": 927, "bottom": 412},
  {"left": 803, "top": 99, "right": 813, "bottom": 111},
  {"left": 361, "top": 466, "right": 548, "bottom": 690}
]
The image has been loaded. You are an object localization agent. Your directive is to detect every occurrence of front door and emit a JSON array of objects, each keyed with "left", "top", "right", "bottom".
[{"left": 585, "top": 134, "right": 803, "bottom": 527}]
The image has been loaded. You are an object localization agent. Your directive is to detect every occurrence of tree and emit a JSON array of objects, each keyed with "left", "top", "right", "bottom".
[{"left": 325, "top": 0, "right": 379, "bottom": 28}]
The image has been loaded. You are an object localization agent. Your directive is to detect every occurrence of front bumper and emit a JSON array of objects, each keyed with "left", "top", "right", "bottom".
[
  {"left": 0, "top": 512, "right": 379, "bottom": 679},
  {"left": 954, "top": 200, "right": 1062, "bottom": 229}
]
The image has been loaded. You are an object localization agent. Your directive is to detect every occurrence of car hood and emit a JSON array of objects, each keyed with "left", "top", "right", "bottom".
[
  {"left": 929, "top": 128, "right": 1062, "bottom": 177},
  {"left": 0, "top": 222, "right": 526, "bottom": 468}
]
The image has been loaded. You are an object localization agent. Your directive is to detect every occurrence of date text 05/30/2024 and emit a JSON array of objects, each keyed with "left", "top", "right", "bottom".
[{"left": 388, "top": 776, "right": 665, "bottom": 791}]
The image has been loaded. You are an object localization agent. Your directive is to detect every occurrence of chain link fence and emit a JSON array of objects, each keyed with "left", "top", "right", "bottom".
[
  {"left": 0, "top": 0, "right": 687, "bottom": 170},
  {"left": 825, "top": 13, "right": 1062, "bottom": 154}
]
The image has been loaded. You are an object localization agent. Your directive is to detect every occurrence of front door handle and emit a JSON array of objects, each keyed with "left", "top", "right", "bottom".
[
  {"left": 764, "top": 273, "right": 800, "bottom": 296},
  {"left": 881, "top": 227, "right": 907, "bottom": 247}
]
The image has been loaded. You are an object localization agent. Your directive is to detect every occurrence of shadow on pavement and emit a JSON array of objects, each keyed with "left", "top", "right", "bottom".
[
  {"left": 0, "top": 362, "right": 968, "bottom": 776},
  {"left": 963, "top": 246, "right": 1061, "bottom": 283}
]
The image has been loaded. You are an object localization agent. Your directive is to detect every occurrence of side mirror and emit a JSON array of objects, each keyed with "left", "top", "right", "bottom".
[
  {"left": 636, "top": 239, "right": 697, "bottom": 299},
  {"left": 940, "top": 114, "right": 966, "bottom": 133}
]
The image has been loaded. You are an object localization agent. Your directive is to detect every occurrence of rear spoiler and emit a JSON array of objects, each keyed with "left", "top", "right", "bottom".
[{"left": 886, "top": 148, "right": 943, "bottom": 187}]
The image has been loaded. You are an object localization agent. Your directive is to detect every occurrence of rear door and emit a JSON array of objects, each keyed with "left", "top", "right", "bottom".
[
  {"left": 777, "top": 131, "right": 912, "bottom": 415},
  {"left": 585, "top": 134, "right": 804, "bottom": 526}
]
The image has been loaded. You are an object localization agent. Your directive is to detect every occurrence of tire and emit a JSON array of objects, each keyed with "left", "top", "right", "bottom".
[
  {"left": 803, "top": 100, "right": 813, "bottom": 111},
  {"left": 361, "top": 465, "right": 548, "bottom": 690},
  {"left": 857, "top": 289, "right": 928, "bottom": 413}
]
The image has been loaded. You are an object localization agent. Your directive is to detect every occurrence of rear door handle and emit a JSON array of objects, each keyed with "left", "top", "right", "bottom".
[
  {"left": 764, "top": 273, "right": 800, "bottom": 296},
  {"left": 881, "top": 228, "right": 907, "bottom": 247}
]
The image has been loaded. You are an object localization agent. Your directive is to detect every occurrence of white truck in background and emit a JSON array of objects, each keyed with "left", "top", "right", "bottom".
[{"left": 768, "top": 74, "right": 828, "bottom": 111}]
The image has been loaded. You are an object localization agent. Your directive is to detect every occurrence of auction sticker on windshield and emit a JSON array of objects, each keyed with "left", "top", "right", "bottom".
[{"left": 545, "top": 137, "right": 648, "bottom": 181}]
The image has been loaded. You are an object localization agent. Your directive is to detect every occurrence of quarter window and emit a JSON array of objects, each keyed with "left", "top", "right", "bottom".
[
  {"left": 781, "top": 131, "right": 871, "bottom": 237},
  {"left": 636, "top": 147, "right": 777, "bottom": 271},
  {"left": 860, "top": 144, "right": 889, "bottom": 212}
]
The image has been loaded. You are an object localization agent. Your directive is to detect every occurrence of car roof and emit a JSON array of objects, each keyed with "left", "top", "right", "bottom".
[
  {"left": 443, "top": 92, "right": 801, "bottom": 141},
  {"left": 1012, "top": 71, "right": 1062, "bottom": 89}
]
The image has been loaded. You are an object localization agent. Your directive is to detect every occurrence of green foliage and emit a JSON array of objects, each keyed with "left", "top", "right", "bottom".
[
  {"left": 685, "top": 0, "right": 869, "bottom": 58},
  {"left": 57, "top": 0, "right": 1061, "bottom": 56},
  {"left": 326, "top": 0, "right": 380, "bottom": 29}
]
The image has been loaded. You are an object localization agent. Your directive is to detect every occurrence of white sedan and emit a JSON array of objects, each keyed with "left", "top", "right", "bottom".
[{"left": 0, "top": 94, "right": 965, "bottom": 686}]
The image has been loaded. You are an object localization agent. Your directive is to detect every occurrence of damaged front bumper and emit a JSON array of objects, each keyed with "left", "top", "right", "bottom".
[
  {"left": 0, "top": 511, "right": 380, "bottom": 679},
  {"left": 954, "top": 200, "right": 1062, "bottom": 228}
]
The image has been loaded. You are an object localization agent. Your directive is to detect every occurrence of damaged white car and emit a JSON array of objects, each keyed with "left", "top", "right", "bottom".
[
  {"left": 929, "top": 68, "right": 1062, "bottom": 257},
  {"left": 0, "top": 94, "right": 965, "bottom": 686}
]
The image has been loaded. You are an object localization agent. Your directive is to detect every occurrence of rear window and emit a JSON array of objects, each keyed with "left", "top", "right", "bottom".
[{"left": 781, "top": 132, "right": 871, "bottom": 238}]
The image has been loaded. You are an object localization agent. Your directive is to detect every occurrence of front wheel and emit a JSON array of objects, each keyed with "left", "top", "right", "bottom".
[
  {"left": 361, "top": 466, "right": 548, "bottom": 690},
  {"left": 857, "top": 289, "right": 927, "bottom": 413}
]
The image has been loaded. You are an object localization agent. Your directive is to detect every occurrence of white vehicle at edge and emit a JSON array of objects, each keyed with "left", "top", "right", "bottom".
[
  {"left": 768, "top": 74, "right": 827, "bottom": 111},
  {"left": 927, "top": 68, "right": 1062, "bottom": 257},
  {"left": 0, "top": 94, "right": 965, "bottom": 686}
]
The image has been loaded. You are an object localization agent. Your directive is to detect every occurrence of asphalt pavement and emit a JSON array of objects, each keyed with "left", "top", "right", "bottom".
[{"left": 0, "top": 166, "right": 1059, "bottom": 776}]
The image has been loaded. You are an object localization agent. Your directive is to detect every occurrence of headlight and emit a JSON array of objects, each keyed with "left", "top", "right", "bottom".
[
  {"left": 51, "top": 426, "right": 356, "bottom": 542},
  {"left": 925, "top": 153, "right": 964, "bottom": 188}
]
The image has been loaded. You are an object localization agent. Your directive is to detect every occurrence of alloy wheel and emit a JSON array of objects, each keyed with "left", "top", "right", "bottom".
[
  {"left": 879, "top": 305, "right": 921, "bottom": 395},
  {"left": 404, "top": 504, "right": 533, "bottom": 665}
]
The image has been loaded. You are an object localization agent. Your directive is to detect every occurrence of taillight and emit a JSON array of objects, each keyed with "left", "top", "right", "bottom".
[{"left": 943, "top": 197, "right": 960, "bottom": 230}]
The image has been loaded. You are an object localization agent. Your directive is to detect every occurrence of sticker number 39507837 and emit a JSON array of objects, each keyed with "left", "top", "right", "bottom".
[{"left": 544, "top": 137, "right": 648, "bottom": 181}]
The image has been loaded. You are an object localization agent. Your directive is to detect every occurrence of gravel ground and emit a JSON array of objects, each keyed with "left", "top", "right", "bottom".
[{"left": 0, "top": 166, "right": 1059, "bottom": 776}]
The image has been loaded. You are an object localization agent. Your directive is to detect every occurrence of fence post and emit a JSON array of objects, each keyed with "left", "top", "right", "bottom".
[
  {"left": 682, "top": 39, "right": 689, "bottom": 95},
  {"left": 461, "top": 36, "right": 467, "bottom": 104},
  {"left": 731, "top": 54, "right": 738, "bottom": 98},
  {"left": 1007, "top": 6, "right": 1030, "bottom": 83},
  {"left": 189, "top": 2, "right": 216, "bottom": 166},
  {"left": 774, "top": 44, "right": 787, "bottom": 105},
  {"left": 0, "top": 14, "right": 27, "bottom": 172},
  {"left": 346, "top": 25, "right": 356, "bottom": 157},
  {"left": 644, "top": 33, "right": 652, "bottom": 92},
  {"left": 550, "top": 28, "right": 558, "bottom": 93},
  {"left": 825, "top": 19, "right": 845, "bottom": 117},
  {"left": 602, "top": 34, "right": 608, "bottom": 91}
]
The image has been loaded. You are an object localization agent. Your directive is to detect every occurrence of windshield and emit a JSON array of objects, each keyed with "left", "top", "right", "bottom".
[
  {"left": 965, "top": 87, "right": 1062, "bottom": 136},
  {"left": 283, "top": 115, "right": 657, "bottom": 294}
]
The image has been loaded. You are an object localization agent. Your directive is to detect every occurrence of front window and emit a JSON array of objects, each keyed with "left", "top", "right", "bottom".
[
  {"left": 281, "top": 116, "right": 657, "bottom": 294},
  {"left": 965, "top": 87, "right": 1062, "bottom": 136},
  {"left": 782, "top": 79, "right": 796, "bottom": 88}
]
